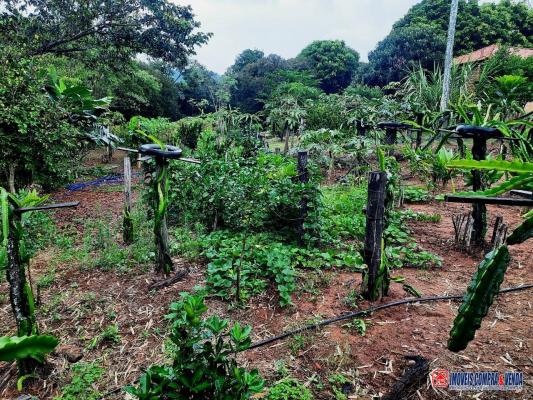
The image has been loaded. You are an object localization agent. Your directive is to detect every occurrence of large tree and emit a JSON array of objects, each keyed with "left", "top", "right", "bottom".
[
  {"left": 367, "top": 0, "right": 532, "bottom": 86},
  {"left": 296, "top": 40, "right": 360, "bottom": 94},
  {"left": 228, "top": 52, "right": 288, "bottom": 113},
  {"left": 1, "top": 0, "right": 210, "bottom": 68}
]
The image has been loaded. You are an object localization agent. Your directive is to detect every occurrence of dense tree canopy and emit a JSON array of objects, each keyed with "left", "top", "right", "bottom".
[
  {"left": 366, "top": 0, "right": 533, "bottom": 85},
  {"left": 1, "top": 0, "right": 210, "bottom": 67},
  {"left": 229, "top": 51, "right": 288, "bottom": 113},
  {"left": 297, "top": 40, "right": 360, "bottom": 93}
]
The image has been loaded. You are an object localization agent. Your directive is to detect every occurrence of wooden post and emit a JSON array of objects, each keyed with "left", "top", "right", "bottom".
[
  {"left": 154, "top": 157, "right": 173, "bottom": 274},
  {"left": 362, "top": 171, "right": 388, "bottom": 301},
  {"left": 297, "top": 151, "right": 308, "bottom": 246},
  {"left": 6, "top": 213, "right": 38, "bottom": 374},
  {"left": 385, "top": 128, "right": 396, "bottom": 146},
  {"left": 284, "top": 128, "right": 290, "bottom": 154},
  {"left": 123, "top": 156, "right": 134, "bottom": 244},
  {"left": 471, "top": 135, "right": 487, "bottom": 244},
  {"left": 457, "top": 138, "right": 466, "bottom": 158},
  {"left": 136, "top": 152, "right": 142, "bottom": 169},
  {"left": 415, "top": 130, "right": 422, "bottom": 150}
]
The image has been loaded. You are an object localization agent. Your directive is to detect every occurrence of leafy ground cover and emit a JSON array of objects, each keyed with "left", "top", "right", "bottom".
[{"left": 1, "top": 149, "right": 531, "bottom": 399}]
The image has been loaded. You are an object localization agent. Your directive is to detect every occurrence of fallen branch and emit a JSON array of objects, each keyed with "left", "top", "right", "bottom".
[{"left": 148, "top": 268, "right": 188, "bottom": 291}]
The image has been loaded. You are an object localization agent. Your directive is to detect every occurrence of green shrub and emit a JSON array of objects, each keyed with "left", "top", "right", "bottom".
[
  {"left": 54, "top": 362, "right": 104, "bottom": 400},
  {"left": 177, "top": 116, "right": 204, "bottom": 149},
  {"left": 266, "top": 378, "right": 313, "bottom": 400},
  {"left": 167, "top": 152, "right": 322, "bottom": 243},
  {"left": 125, "top": 293, "right": 264, "bottom": 399}
]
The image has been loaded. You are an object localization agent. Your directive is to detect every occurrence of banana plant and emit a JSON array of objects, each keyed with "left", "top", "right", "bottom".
[{"left": 446, "top": 160, "right": 532, "bottom": 351}]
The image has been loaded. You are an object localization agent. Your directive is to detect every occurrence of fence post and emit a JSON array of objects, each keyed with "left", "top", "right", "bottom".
[
  {"left": 471, "top": 135, "right": 487, "bottom": 244},
  {"left": 385, "top": 128, "right": 396, "bottom": 146},
  {"left": 154, "top": 157, "right": 173, "bottom": 274},
  {"left": 297, "top": 151, "right": 308, "bottom": 246},
  {"left": 123, "top": 156, "right": 134, "bottom": 244},
  {"left": 362, "top": 171, "right": 388, "bottom": 301}
]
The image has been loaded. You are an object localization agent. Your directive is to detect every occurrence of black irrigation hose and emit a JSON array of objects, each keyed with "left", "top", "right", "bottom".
[
  {"left": 98, "top": 284, "right": 532, "bottom": 399},
  {"left": 247, "top": 283, "right": 533, "bottom": 350}
]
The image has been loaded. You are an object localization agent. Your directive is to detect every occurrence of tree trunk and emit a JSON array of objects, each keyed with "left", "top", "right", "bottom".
[
  {"left": 440, "top": 0, "right": 459, "bottom": 111},
  {"left": 284, "top": 128, "right": 290, "bottom": 154},
  {"left": 8, "top": 164, "right": 16, "bottom": 193}
]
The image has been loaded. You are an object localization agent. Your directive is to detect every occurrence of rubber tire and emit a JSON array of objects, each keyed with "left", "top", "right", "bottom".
[{"left": 139, "top": 144, "right": 183, "bottom": 159}]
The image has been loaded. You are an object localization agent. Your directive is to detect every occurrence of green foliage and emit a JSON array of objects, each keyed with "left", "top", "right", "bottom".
[
  {"left": 45, "top": 67, "right": 111, "bottom": 124},
  {"left": 343, "top": 318, "right": 367, "bottom": 336},
  {"left": 447, "top": 159, "right": 533, "bottom": 174},
  {"left": 366, "top": 0, "right": 532, "bottom": 85},
  {"left": 168, "top": 152, "right": 321, "bottom": 242},
  {"left": 87, "top": 324, "right": 121, "bottom": 350},
  {"left": 448, "top": 246, "right": 510, "bottom": 352},
  {"left": 266, "top": 378, "right": 313, "bottom": 400},
  {"left": 297, "top": 40, "right": 360, "bottom": 93},
  {"left": 507, "top": 214, "right": 533, "bottom": 245},
  {"left": 0, "top": 335, "right": 58, "bottom": 363},
  {"left": 2, "top": 0, "right": 211, "bottom": 68},
  {"left": 0, "top": 57, "right": 86, "bottom": 189},
  {"left": 202, "top": 232, "right": 296, "bottom": 306},
  {"left": 176, "top": 117, "right": 205, "bottom": 149},
  {"left": 432, "top": 147, "right": 456, "bottom": 187},
  {"left": 54, "top": 362, "right": 104, "bottom": 400},
  {"left": 402, "top": 186, "right": 430, "bottom": 203},
  {"left": 125, "top": 292, "right": 264, "bottom": 399},
  {"left": 229, "top": 51, "right": 288, "bottom": 113}
]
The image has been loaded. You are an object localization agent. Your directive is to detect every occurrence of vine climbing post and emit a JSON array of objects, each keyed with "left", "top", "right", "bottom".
[
  {"left": 3, "top": 197, "right": 78, "bottom": 375},
  {"left": 139, "top": 144, "right": 183, "bottom": 277},
  {"left": 6, "top": 212, "right": 36, "bottom": 375},
  {"left": 154, "top": 156, "right": 173, "bottom": 274},
  {"left": 123, "top": 156, "right": 133, "bottom": 244},
  {"left": 362, "top": 171, "right": 388, "bottom": 301},
  {"left": 471, "top": 134, "right": 487, "bottom": 244},
  {"left": 297, "top": 150, "right": 308, "bottom": 246}
]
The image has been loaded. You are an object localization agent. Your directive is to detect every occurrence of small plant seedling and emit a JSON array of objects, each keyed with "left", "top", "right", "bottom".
[
  {"left": 342, "top": 319, "right": 367, "bottom": 336},
  {"left": 87, "top": 324, "right": 121, "bottom": 350},
  {"left": 55, "top": 362, "right": 104, "bottom": 400}
]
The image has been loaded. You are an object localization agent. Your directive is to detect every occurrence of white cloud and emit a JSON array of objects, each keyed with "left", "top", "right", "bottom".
[{"left": 178, "top": 0, "right": 422, "bottom": 73}]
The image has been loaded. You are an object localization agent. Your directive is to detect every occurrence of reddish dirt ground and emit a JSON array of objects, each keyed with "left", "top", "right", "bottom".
[{"left": 0, "top": 150, "right": 531, "bottom": 399}]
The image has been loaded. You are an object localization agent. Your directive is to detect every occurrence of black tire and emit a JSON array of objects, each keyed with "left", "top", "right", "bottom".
[{"left": 139, "top": 144, "right": 183, "bottom": 159}]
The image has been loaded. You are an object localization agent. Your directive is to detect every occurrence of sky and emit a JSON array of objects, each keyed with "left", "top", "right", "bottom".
[
  {"left": 180, "top": 0, "right": 499, "bottom": 74},
  {"left": 180, "top": 0, "right": 421, "bottom": 73}
]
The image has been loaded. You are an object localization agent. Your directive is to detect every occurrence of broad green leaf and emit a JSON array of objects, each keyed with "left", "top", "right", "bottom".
[
  {"left": 0, "top": 335, "right": 58, "bottom": 363},
  {"left": 447, "top": 159, "right": 533, "bottom": 174}
]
